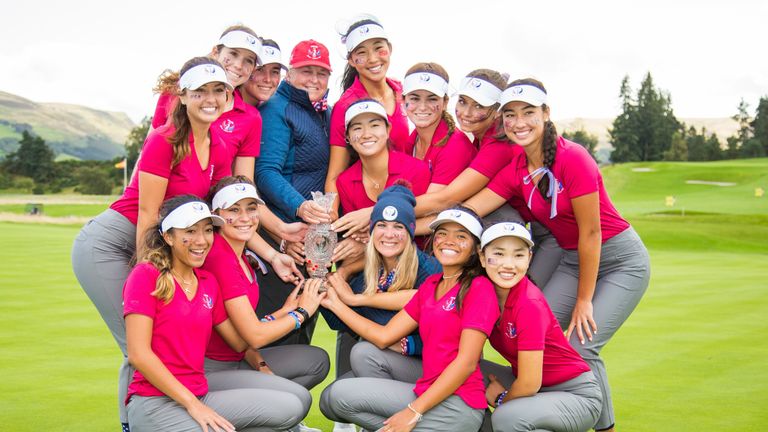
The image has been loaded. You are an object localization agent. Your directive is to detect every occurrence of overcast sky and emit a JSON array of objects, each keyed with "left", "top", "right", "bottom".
[{"left": 2, "top": 0, "right": 766, "bottom": 124}]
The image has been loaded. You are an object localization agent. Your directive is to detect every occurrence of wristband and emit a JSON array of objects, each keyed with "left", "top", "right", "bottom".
[
  {"left": 259, "top": 314, "right": 275, "bottom": 322},
  {"left": 495, "top": 390, "right": 508, "bottom": 408},
  {"left": 279, "top": 239, "right": 287, "bottom": 253},
  {"left": 287, "top": 311, "right": 302, "bottom": 330},
  {"left": 400, "top": 337, "right": 408, "bottom": 356},
  {"left": 295, "top": 307, "right": 310, "bottom": 323}
]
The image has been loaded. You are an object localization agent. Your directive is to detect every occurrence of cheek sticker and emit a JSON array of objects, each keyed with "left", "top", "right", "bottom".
[
  {"left": 189, "top": 93, "right": 203, "bottom": 100},
  {"left": 353, "top": 57, "right": 365, "bottom": 65},
  {"left": 531, "top": 117, "right": 541, "bottom": 125},
  {"left": 377, "top": 48, "right": 389, "bottom": 57},
  {"left": 392, "top": 232, "right": 405, "bottom": 240},
  {"left": 181, "top": 237, "right": 190, "bottom": 245},
  {"left": 458, "top": 241, "right": 468, "bottom": 249},
  {"left": 404, "top": 102, "right": 410, "bottom": 109},
  {"left": 225, "top": 218, "right": 234, "bottom": 224},
  {"left": 428, "top": 102, "right": 440, "bottom": 113},
  {"left": 351, "top": 133, "right": 361, "bottom": 143},
  {"left": 486, "top": 257, "right": 499, "bottom": 265}
]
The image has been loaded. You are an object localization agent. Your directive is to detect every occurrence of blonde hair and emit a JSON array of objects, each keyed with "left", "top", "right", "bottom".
[{"left": 362, "top": 238, "right": 419, "bottom": 296}]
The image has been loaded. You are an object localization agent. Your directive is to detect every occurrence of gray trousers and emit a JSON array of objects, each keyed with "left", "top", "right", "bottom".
[
  {"left": 542, "top": 227, "right": 650, "bottom": 430},
  {"left": 334, "top": 331, "right": 360, "bottom": 378},
  {"left": 205, "top": 344, "right": 330, "bottom": 414},
  {"left": 71, "top": 209, "right": 136, "bottom": 423},
  {"left": 126, "top": 379, "right": 304, "bottom": 432},
  {"left": 322, "top": 378, "right": 484, "bottom": 432},
  {"left": 484, "top": 205, "right": 563, "bottom": 290},
  {"left": 480, "top": 360, "right": 602, "bottom": 432}
]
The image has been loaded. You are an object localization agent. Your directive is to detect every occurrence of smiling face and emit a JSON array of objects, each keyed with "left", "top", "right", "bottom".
[
  {"left": 405, "top": 90, "right": 445, "bottom": 129},
  {"left": 216, "top": 198, "right": 260, "bottom": 243},
  {"left": 501, "top": 101, "right": 549, "bottom": 148},
  {"left": 287, "top": 65, "right": 330, "bottom": 102},
  {"left": 481, "top": 236, "right": 532, "bottom": 290},
  {"left": 348, "top": 38, "right": 391, "bottom": 82},
  {"left": 164, "top": 219, "right": 214, "bottom": 270},
  {"left": 213, "top": 46, "right": 258, "bottom": 88},
  {"left": 244, "top": 63, "right": 282, "bottom": 103},
  {"left": 432, "top": 221, "right": 477, "bottom": 270},
  {"left": 455, "top": 95, "right": 497, "bottom": 136},
  {"left": 346, "top": 112, "right": 390, "bottom": 158},
  {"left": 372, "top": 220, "right": 408, "bottom": 260},
  {"left": 179, "top": 81, "right": 228, "bottom": 125}
]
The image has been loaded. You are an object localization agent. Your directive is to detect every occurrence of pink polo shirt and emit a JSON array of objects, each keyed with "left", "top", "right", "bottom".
[
  {"left": 489, "top": 277, "right": 591, "bottom": 387},
  {"left": 202, "top": 233, "right": 259, "bottom": 362},
  {"left": 109, "top": 124, "right": 232, "bottom": 224},
  {"left": 151, "top": 89, "right": 261, "bottom": 160},
  {"left": 329, "top": 76, "right": 411, "bottom": 154},
  {"left": 403, "top": 274, "right": 500, "bottom": 409},
  {"left": 336, "top": 150, "right": 430, "bottom": 214},
  {"left": 409, "top": 119, "right": 477, "bottom": 186},
  {"left": 488, "top": 137, "right": 630, "bottom": 249},
  {"left": 124, "top": 262, "right": 227, "bottom": 401},
  {"left": 468, "top": 130, "right": 522, "bottom": 180}
]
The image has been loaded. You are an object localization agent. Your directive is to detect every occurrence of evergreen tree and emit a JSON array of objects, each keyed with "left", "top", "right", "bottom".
[
  {"left": 686, "top": 126, "right": 722, "bottom": 161},
  {"left": 726, "top": 99, "right": 752, "bottom": 159},
  {"left": 663, "top": 131, "right": 688, "bottom": 161},
  {"left": 750, "top": 96, "right": 768, "bottom": 155},
  {"left": 1, "top": 131, "right": 56, "bottom": 184},
  {"left": 609, "top": 73, "right": 681, "bottom": 162},
  {"left": 562, "top": 129, "right": 598, "bottom": 160},
  {"left": 124, "top": 117, "right": 151, "bottom": 179}
]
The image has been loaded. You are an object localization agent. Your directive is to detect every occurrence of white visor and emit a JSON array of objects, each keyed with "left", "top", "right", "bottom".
[
  {"left": 260, "top": 44, "right": 288, "bottom": 70},
  {"left": 480, "top": 222, "right": 534, "bottom": 249},
  {"left": 345, "top": 22, "right": 387, "bottom": 53},
  {"left": 211, "top": 183, "right": 264, "bottom": 211},
  {"left": 457, "top": 76, "right": 503, "bottom": 107},
  {"left": 179, "top": 64, "right": 233, "bottom": 91},
  {"left": 219, "top": 30, "right": 263, "bottom": 64},
  {"left": 403, "top": 72, "right": 449, "bottom": 97},
  {"left": 160, "top": 201, "right": 225, "bottom": 234},
  {"left": 345, "top": 100, "right": 389, "bottom": 128},
  {"left": 499, "top": 84, "right": 548, "bottom": 108},
  {"left": 428, "top": 209, "right": 483, "bottom": 239}
]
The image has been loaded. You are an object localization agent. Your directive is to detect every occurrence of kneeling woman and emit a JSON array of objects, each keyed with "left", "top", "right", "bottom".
[
  {"left": 124, "top": 195, "right": 309, "bottom": 431},
  {"left": 202, "top": 176, "right": 330, "bottom": 415},
  {"left": 320, "top": 207, "right": 498, "bottom": 432},
  {"left": 479, "top": 222, "right": 601, "bottom": 432}
]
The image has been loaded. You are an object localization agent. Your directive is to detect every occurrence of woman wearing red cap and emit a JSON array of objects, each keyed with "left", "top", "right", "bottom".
[
  {"left": 72, "top": 56, "right": 234, "bottom": 431},
  {"left": 466, "top": 78, "right": 651, "bottom": 432},
  {"left": 324, "top": 14, "right": 410, "bottom": 218}
]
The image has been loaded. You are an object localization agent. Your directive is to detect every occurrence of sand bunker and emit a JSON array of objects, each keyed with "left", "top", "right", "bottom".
[{"left": 685, "top": 180, "right": 736, "bottom": 187}]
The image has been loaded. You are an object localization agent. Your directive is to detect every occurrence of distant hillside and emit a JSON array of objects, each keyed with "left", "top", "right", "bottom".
[
  {"left": 0, "top": 91, "right": 135, "bottom": 161},
  {"left": 555, "top": 117, "right": 739, "bottom": 162}
]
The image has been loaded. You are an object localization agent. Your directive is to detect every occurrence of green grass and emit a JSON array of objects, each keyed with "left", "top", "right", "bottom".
[
  {"left": 1, "top": 159, "right": 767, "bottom": 430},
  {"left": 0, "top": 203, "right": 108, "bottom": 217}
]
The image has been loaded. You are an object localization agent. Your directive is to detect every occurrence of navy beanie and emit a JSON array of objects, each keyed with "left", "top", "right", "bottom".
[{"left": 370, "top": 184, "right": 417, "bottom": 238}]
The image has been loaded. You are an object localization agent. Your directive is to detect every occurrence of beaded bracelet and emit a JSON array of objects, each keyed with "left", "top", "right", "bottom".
[
  {"left": 287, "top": 311, "right": 301, "bottom": 330},
  {"left": 406, "top": 403, "right": 423, "bottom": 423},
  {"left": 495, "top": 390, "right": 508, "bottom": 408},
  {"left": 259, "top": 314, "right": 275, "bottom": 322},
  {"left": 400, "top": 337, "right": 408, "bottom": 356}
]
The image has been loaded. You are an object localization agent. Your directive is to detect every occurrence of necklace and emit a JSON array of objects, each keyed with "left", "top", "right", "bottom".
[
  {"left": 363, "top": 172, "right": 384, "bottom": 190},
  {"left": 442, "top": 271, "right": 463, "bottom": 280},
  {"left": 172, "top": 271, "right": 195, "bottom": 294}
]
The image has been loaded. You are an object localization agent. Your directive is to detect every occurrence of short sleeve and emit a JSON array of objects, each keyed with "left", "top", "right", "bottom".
[
  {"left": 487, "top": 163, "right": 520, "bottom": 201},
  {"left": 152, "top": 93, "right": 176, "bottom": 129},
  {"left": 238, "top": 110, "right": 262, "bottom": 158},
  {"left": 123, "top": 263, "right": 160, "bottom": 318},
  {"left": 403, "top": 279, "right": 429, "bottom": 321},
  {"left": 469, "top": 139, "right": 515, "bottom": 179},
  {"left": 136, "top": 131, "right": 174, "bottom": 179},
  {"left": 459, "top": 277, "right": 500, "bottom": 336},
  {"left": 210, "top": 277, "right": 228, "bottom": 326},
  {"left": 336, "top": 170, "right": 356, "bottom": 214},
  {"left": 329, "top": 98, "right": 348, "bottom": 147},
  {"left": 559, "top": 140, "right": 599, "bottom": 199},
  {"left": 514, "top": 299, "right": 549, "bottom": 351}
]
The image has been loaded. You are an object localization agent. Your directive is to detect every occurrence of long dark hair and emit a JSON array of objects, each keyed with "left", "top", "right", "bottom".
[{"left": 341, "top": 19, "right": 389, "bottom": 92}]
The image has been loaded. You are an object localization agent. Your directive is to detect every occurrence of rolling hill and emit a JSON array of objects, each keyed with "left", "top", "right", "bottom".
[{"left": 0, "top": 91, "right": 135, "bottom": 161}]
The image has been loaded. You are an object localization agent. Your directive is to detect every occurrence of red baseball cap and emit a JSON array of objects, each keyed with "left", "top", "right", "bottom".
[{"left": 289, "top": 39, "right": 332, "bottom": 72}]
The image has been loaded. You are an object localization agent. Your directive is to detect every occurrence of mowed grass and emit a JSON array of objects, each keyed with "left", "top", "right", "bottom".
[
  {"left": 0, "top": 203, "right": 110, "bottom": 217},
  {"left": 1, "top": 159, "right": 767, "bottom": 430}
]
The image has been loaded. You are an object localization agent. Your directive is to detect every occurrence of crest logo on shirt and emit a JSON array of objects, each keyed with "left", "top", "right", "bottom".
[
  {"left": 202, "top": 294, "right": 213, "bottom": 309},
  {"left": 442, "top": 296, "right": 456, "bottom": 311},
  {"left": 220, "top": 119, "right": 235, "bottom": 133},
  {"left": 382, "top": 205, "right": 398, "bottom": 221},
  {"left": 506, "top": 322, "right": 517, "bottom": 339},
  {"left": 307, "top": 45, "right": 322, "bottom": 59},
  {"left": 557, "top": 180, "right": 564, "bottom": 194}
]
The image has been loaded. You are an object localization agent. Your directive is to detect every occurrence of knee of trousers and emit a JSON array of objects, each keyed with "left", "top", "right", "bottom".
[
  {"left": 319, "top": 382, "right": 344, "bottom": 423},
  {"left": 350, "top": 341, "right": 383, "bottom": 369},
  {"left": 307, "top": 345, "right": 332, "bottom": 379},
  {"left": 491, "top": 405, "right": 540, "bottom": 432}
]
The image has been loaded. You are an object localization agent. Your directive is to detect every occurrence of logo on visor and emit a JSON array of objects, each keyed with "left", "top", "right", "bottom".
[
  {"left": 246, "top": 35, "right": 257, "bottom": 46},
  {"left": 450, "top": 210, "right": 463, "bottom": 219},
  {"left": 359, "top": 25, "right": 371, "bottom": 35},
  {"left": 220, "top": 119, "right": 235, "bottom": 133},
  {"left": 506, "top": 322, "right": 517, "bottom": 339},
  {"left": 420, "top": 74, "right": 431, "bottom": 82},
  {"left": 192, "top": 203, "right": 206, "bottom": 213},
  {"left": 202, "top": 294, "right": 214, "bottom": 310},
  {"left": 470, "top": 79, "right": 482, "bottom": 89},
  {"left": 204, "top": 65, "right": 216, "bottom": 75},
  {"left": 307, "top": 45, "right": 322, "bottom": 59},
  {"left": 442, "top": 296, "right": 457, "bottom": 311},
  {"left": 502, "top": 223, "right": 517, "bottom": 232},
  {"left": 511, "top": 86, "right": 524, "bottom": 95},
  {"left": 235, "top": 184, "right": 247, "bottom": 192},
  {"left": 382, "top": 206, "right": 398, "bottom": 221},
  {"left": 264, "top": 47, "right": 276, "bottom": 56}
]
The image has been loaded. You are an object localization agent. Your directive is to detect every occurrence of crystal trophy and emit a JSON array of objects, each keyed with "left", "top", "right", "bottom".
[{"left": 303, "top": 191, "right": 337, "bottom": 281}]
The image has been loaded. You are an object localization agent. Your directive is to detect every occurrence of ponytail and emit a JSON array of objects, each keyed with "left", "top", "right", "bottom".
[{"left": 538, "top": 117, "right": 558, "bottom": 199}]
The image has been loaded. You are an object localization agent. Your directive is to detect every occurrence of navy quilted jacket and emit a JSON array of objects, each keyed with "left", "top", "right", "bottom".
[{"left": 256, "top": 80, "right": 331, "bottom": 222}]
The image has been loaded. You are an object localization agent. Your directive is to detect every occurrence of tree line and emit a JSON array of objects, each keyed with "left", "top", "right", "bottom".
[
  {"left": 0, "top": 77, "right": 765, "bottom": 194},
  {"left": 610, "top": 72, "right": 768, "bottom": 162}
]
